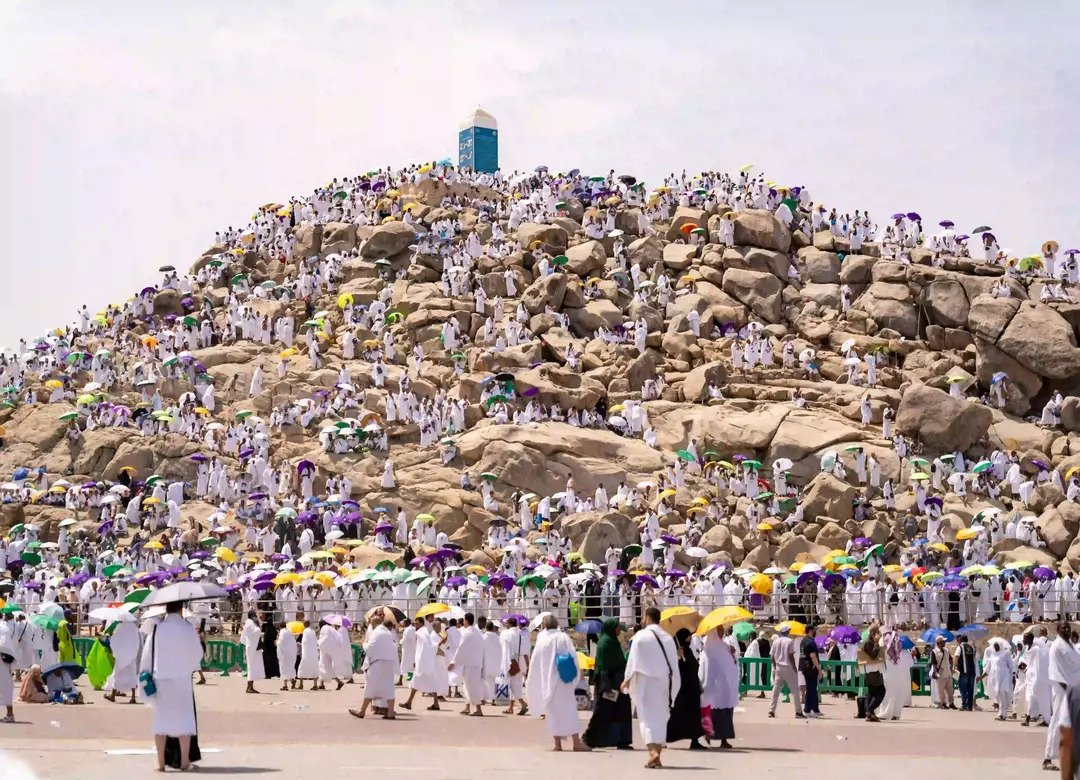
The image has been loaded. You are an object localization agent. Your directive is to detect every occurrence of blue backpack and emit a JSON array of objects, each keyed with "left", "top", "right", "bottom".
[{"left": 555, "top": 652, "right": 577, "bottom": 683}]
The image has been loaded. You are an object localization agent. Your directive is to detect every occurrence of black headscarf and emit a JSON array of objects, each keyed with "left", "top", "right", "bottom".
[{"left": 593, "top": 617, "right": 626, "bottom": 689}]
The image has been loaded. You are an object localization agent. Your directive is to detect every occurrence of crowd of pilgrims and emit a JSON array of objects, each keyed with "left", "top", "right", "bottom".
[{"left": 0, "top": 159, "right": 1077, "bottom": 663}]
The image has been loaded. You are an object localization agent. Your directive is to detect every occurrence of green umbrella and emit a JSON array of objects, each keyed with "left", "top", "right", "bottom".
[
  {"left": 843, "top": 445, "right": 863, "bottom": 452},
  {"left": 731, "top": 621, "right": 755, "bottom": 641},
  {"left": 756, "top": 491, "right": 774, "bottom": 501},
  {"left": 450, "top": 352, "right": 465, "bottom": 360},
  {"left": 386, "top": 311, "right": 403, "bottom": 324},
  {"left": 675, "top": 449, "right": 696, "bottom": 462},
  {"left": 182, "top": 315, "right": 199, "bottom": 326},
  {"left": 0, "top": 603, "right": 22, "bottom": 614},
  {"left": 235, "top": 410, "right": 254, "bottom": 420},
  {"left": 742, "top": 460, "right": 763, "bottom": 470},
  {"left": 622, "top": 544, "right": 642, "bottom": 557},
  {"left": 75, "top": 394, "right": 97, "bottom": 405},
  {"left": 552, "top": 255, "right": 569, "bottom": 266},
  {"left": 29, "top": 614, "right": 60, "bottom": 630},
  {"left": 782, "top": 574, "right": 798, "bottom": 586},
  {"left": 102, "top": 563, "right": 125, "bottom": 577},
  {"left": 230, "top": 273, "right": 248, "bottom": 285},
  {"left": 145, "top": 474, "right": 165, "bottom": 485},
  {"left": 483, "top": 395, "right": 508, "bottom": 406},
  {"left": 780, "top": 197, "right": 799, "bottom": 215},
  {"left": 516, "top": 574, "right": 545, "bottom": 589},
  {"left": 67, "top": 556, "right": 83, "bottom": 566},
  {"left": 199, "top": 537, "right": 218, "bottom": 548},
  {"left": 123, "top": 588, "right": 151, "bottom": 605},
  {"left": 374, "top": 559, "right": 397, "bottom": 572},
  {"left": 8, "top": 523, "right": 25, "bottom": 536},
  {"left": 26, "top": 541, "right": 41, "bottom": 550},
  {"left": 0, "top": 400, "right": 18, "bottom": 410},
  {"left": 479, "top": 472, "right": 498, "bottom": 482},
  {"left": 333, "top": 190, "right": 348, "bottom": 200},
  {"left": 971, "top": 460, "right": 993, "bottom": 473},
  {"left": 58, "top": 411, "right": 80, "bottom": 421},
  {"left": 20, "top": 552, "right": 41, "bottom": 565}
]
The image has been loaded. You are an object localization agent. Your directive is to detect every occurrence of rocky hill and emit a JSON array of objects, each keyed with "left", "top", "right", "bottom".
[{"left": 2, "top": 169, "right": 1079, "bottom": 576}]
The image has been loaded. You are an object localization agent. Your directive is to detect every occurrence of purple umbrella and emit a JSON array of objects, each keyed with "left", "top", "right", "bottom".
[
  {"left": 939, "top": 220, "right": 954, "bottom": 228},
  {"left": 189, "top": 550, "right": 210, "bottom": 560},
  {"left": 446, "top": 576, "right": 467, "bottom": 587},
  {"left": 829, "top": 625, "right": 860, "bottom": 645},
  {"left": 522, "top": 387, "right": 539, "bottom": 397},
  {"left": 943, "top": 580, "right": 967, "bottom": 591},
  {"left": 634, "top": 574, "right": 658, "bottom": 588},
  {"left": 906, "top": 212, "right": 921, "bottom": 221},
  {"left": 269, "top": 553, "right": 288, "bottom": 563},
  {"left": 345, "top": 511, "right": 362, "bottom": 522},
  {"left": 298, "top": 511, "right": 318, "bottom": 524},
  {"left": 665, "top": 569, "right": 686, "bottom": 578},
  {"left": 814, "top": 635, "right": 831, "bottom": 651},
  {"left": 660, "top": 534, "right": 679, "bottom": 545},
  {"left": 190, "top": 454, "right": 209, "bottom": 463},
  {"left": 296, "top": 460, "right": 314, "bottom": 474},
  {"left": 97, "top": 521, "right": 114, "bottom": 536},
  {"left": 238, "top": 448, "right": 255, "bottom": 459},
  {"left": 1033, "top": 566, "right": 1055, "bottom": 581},
  {"left": 22, "top": 580, "right": 42, "bottom": 590},
  {"left": 821, "top": 573, "right": 845, "bottom": 590},
  {"left": 225, "top": 583, "right": 243, "bottom": 593},
  {"left": 797, "top": 571, "right": 821, "bottom": 588},
  {"left": 852, "top": 536, "right": 870, "bottom": 547},
  {"left": 925, "top": 496, "right": 943, "bottom": 508},
  {"left": 340, "top": 500, "right": 359, "bottom": 509},
  {"left": 373, "top": 523, "right": 393, "bottom": 534},
  {"left": 255, "top": 570, "right": 277, "bottom": 581},
  {"left": 253, "top": 580, "right": 274, "bottom": 592},
  {"left": 891, "top": 212, "right": 906, "bottom": 220},
  {"left": 504, "top": 613, "right": 527, "bottom": 624},
  {"left": 248, "top": 492, "right": 267, "bottom": 501}
]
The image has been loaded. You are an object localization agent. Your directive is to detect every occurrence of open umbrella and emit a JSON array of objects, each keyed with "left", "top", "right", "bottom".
[{"left": 659, "top": 606, "right": 701, "bottom": 635}]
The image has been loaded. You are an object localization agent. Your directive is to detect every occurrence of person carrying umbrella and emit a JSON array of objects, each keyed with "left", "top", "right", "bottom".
[{"left": 139, "top": 587, "right": 214, "bottom": 772}]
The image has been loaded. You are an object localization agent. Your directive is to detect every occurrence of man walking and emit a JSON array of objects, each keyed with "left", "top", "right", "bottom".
[
  {"left": 768, "top": 625, "right": 804, "bottom": 719},
  {"left": 800, "top": 624, "right": 823, "bottom": 718},
  {"left": 954, "top": 634, "right": 978, "bottom": 711}
]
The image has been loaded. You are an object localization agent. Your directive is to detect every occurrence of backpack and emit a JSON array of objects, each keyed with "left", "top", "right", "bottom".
[{"left": 555, "top": 652, "right": 577, "bottom": 684}]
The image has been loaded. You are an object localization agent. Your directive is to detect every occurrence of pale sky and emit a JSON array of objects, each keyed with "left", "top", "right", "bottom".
[{"left": 1, "top": 1, "right": 1078, "bottom": 347}]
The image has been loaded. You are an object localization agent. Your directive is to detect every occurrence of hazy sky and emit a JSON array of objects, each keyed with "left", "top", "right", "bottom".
[{"left": 2, "top": 1, "right": 1078, "bottom": 347}]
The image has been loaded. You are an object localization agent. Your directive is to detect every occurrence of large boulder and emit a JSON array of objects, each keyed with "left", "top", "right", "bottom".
[
  {"left": 798, "top": 248, "right": 841, "bottom": 284},
  {"left": 522, "top": 274, "right": 566, "bottom": 315},
  {"left": 663, "top": 243, "right": 698, "bottom": 270},
  {"left": 733, "top": 210, "right": 791, "bottom": 252},
  {"left": 516, "top": 223, "right": 568, "bottom": 251},
  {"left": 967, "top": 294, "right": 1019, "bottom": 342},
  {"left": 801, "top": 473, "right": 857, "bottom": 523},
  {"left": 997, "top": 302, "right": 1080, "bottom": 380},
  {"left": 774, "top": 536, "right": 830, "bottom": 568},
  {"left": 681, "top": 361, "right": 728, "bottom": 402},
  {"left": 360, "top": 221, "right": 417, "bottom": 258},
  {"left": 854, "top": 282, "right": 918, "bottom": 337},
  {"left": 924, "top": 277, "right": 969, "bottom": 329},
  {"left": 895, "top": 384, "right": 993, "bottom": 451},
  {"left": 564, "top": 240, "right": 607, "bottom": 276},
  {"left": 721, "top": 269, "right": 783, "bottom": 322}
]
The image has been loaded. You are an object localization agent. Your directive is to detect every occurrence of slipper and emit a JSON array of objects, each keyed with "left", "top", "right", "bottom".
[{"left": 349, "top": 709, "right": 365, "bottom": 719}]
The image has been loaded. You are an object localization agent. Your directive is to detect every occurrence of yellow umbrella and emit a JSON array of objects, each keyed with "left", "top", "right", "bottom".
[
  {"left": 577, "top": 651, "right": 595, "bottom": 671},
  {"left": 756, "top": 522, "right": 774, "bottom": 532},
  {"left": 695, "top": 606, "right": 753, "bottom": 636},
  {"left": 328, "top": 546, "right": 349, "bottom": 555},
  {"left": 314, "top": 572, "right": 336, "bottom": 587},
  {"left": 194, "top": 407, "right": 210, "bottom": 415},
  {"left": 691, "top": 497, "right": 709, "bottom": 507},
  {"left": 416, "top": 602, "right": 450, "bottom": 619},
  {"left": 608, "top": 404, "right": 624, "bottom": 413},
  {"left": 362, "top": 339, "right": 379, "bottom": 348},
  {"left": 287, "top": 620, "right": 304, "bottom": 635},
  {"left": 416, "top": 513, "right": 435, "bottom": 523},
  {"left": 774, "top": 620, "right": 806, "bottom": 637},
  {"left": 660, "top": 606, "right": 702, "bottom": 634},
  {"left": 657, "top": 489, "right": 677, "bottom": 500},
  {"left": 279, "top": 348, "right": 298, "bottom": 359},
  {"left": 929, "top": 542, "right": 951, "bottom": 552},
  {"left": 788, "top": 562, "right": 804, "bottom": 572},
  {"left": 749, "top": 573, "right": 773, "bottom": 595},
  {"left": 143, "top": 497, "right": 161, "bottom": 505},
  {"left": 44, "top": 380, "right": 63, "bottom": 389},
  {"left": 214, "top": 547, "right": 237, "bottom": 563},
  {"left": 1067, "top": 466, "right": 1080, "bottom": 480},
  {"left": 466, "top": 565, "right": 487, "bottom": 576},
  {"left": 337, "top": 293, "right": 354, "bottom": 309},
  {"left": 956, "top": 528, "right": 978, "bottom": 541},
  {"left": 144, "top": 541, "right": 164, "bottom": 551}
]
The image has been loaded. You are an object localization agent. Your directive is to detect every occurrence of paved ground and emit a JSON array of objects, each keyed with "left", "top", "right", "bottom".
[{"left": 0, "top": 676, "right": 1050, "bottom": 779}]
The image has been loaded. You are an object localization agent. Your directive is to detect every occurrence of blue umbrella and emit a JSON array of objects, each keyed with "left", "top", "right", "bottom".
[
  {"left": 899, "top": 635, "right": 915, "bottom": 650},
  {"left": 921, "top": 628, "right": 955, "bottom": 643},
  {"left": 575, "top": 619, "right": 603, "bottom": 635},
  {"left": 42, "top": 661, "right": 84, "bottom": 681},
  {"left": 956, "top": 625, "right": 988, "bottom": 638}
]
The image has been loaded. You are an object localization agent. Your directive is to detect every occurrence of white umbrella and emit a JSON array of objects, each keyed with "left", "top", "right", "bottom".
[
  {"left": 528, "top": 611, "right": 553, "bottom": 631},
  {"left": 799, "top": 348, "right": 816, "bottom": 362},
  {"left": 799, "top": 563, "right": 823, "bottom": 574},
  {"left": 840, "top": 338, "right": 856, "bottom": 354},
  {"left": 684, "top": 546, "right": 708, "bottom": 558},
  {"left": 140, "top": 582, "right": 226, "bottom": 607},
  {"left": 326, "top": 530, "right": 345, "bottom": 541},
  {"left": 772, "top": 458, "right": 793, "bottom": 472},
  {"left": 820, "top": 451, "right": 837, "bottom": 471},
  {"left": 844, "top": 356, "right": 861, "bottom": 367},
  {"left": 38, "top": 603, "right": 65, "bottom": 619},
  {"left": 609, "top": 416, "right": 627, "bottom": 427}
]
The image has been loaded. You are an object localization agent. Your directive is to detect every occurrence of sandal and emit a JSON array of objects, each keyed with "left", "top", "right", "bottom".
[{"left": 348, "top": 709, "right": 365, "bottom": 719}]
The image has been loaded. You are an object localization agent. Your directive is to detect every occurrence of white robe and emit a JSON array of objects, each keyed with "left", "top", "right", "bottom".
[
  {"left": 139, "top": 614, "right": 204, "bottom": 737},
  {"left": 362, "top": 625, "right": 398, "bottom": 700},
  {"left": 105, "top": 621, "right": 141, "bottom": 691},
  {"left": 277, "top": 628, "right": 298, "bottom": 680},
  {"left": 625, "top": 625, "right": 681, "bottom": 746},
  {"left": 240, "top": 619, "right": 266, "bottom": 681},
  {"left": 297, "top": 628, "right": 320, "bottom": 679}
]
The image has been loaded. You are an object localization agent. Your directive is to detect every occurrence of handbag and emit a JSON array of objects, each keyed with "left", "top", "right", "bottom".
[
  {"left": 139, "top": 625, "right": 158, "bottom": 698},
  {"left": 700, "top": 705, "right": 714, "bottom": 738}
]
